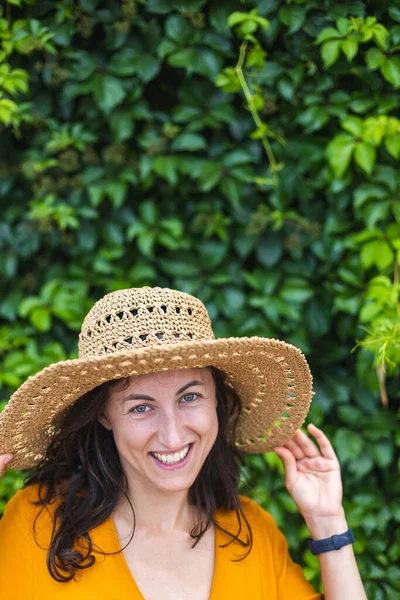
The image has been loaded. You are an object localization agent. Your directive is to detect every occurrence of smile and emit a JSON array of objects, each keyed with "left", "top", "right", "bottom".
[{"left": 150, "top": 444, "right": 191, "bottom": 465}]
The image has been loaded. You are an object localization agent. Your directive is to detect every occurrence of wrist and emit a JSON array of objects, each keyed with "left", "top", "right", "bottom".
[{"left": 304, "top": 509, "right": 348, "bottom": 539}]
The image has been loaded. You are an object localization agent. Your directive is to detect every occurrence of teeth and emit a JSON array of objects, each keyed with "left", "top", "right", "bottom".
[{"left": 152, "top": 444, "right": 190, "bottom": 464}]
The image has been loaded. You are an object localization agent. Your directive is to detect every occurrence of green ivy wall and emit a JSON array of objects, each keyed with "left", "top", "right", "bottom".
[{"left": 0, "top": 1, "right": 399, "bottom": 598}]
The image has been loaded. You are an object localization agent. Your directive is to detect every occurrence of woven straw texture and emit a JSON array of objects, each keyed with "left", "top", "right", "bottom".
[{"left": 0, "top": 287, "right": 313, "bottom": 470}]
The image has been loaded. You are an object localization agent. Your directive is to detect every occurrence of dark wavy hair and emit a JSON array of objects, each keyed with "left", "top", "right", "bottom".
[{"left": 24, "top": 367, "right": 253, "bottom": 582}]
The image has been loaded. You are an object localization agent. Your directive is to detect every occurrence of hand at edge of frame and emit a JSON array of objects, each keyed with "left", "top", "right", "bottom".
[
  {"left": 274, "top": 423, "right": 344, "bottom": 522},
  {"left": 0, "top": 454, "right": 14, "bottom": 479}
]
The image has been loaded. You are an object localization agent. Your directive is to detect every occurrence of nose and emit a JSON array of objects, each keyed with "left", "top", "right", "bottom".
[{"left": 157, "top": 406, "right": 187, "bottom": 450}]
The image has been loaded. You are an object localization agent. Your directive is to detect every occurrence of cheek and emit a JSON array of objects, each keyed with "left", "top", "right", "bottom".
[
  {"left": 112, "top": 419, "right": 153, "bottom": 451},
  {"left": 187, "top": 405, "right": 219, "bottom": 438}
]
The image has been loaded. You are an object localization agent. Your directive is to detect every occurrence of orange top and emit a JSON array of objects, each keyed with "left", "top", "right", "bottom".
[{"left": 0, "top": 484, "right": 321, "bottom": 599}]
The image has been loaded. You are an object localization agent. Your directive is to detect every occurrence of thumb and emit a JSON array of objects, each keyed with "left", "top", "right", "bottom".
[
  {"left": 0, "top": 454, "right": 13, "bottom": 477},
  {"left": 274, "top": 446, "right": 298, "bottom": 492}
]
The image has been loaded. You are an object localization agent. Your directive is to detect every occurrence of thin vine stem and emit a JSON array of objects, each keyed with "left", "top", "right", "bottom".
[{"left": 235, "top": 40, "right": 279, "bottom": 180}]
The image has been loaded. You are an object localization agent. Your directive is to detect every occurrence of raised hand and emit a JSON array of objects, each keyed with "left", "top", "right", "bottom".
[
  {"left": 0, "top": 454, "right": 13, "bottom": 479},
  {"left": 274, "top": 423, "right": 343, "bottom": 521}
]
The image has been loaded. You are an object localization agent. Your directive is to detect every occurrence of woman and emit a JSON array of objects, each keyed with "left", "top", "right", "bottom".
[{"left": 0, "top": 286, "right": 366, "bottom": 599}]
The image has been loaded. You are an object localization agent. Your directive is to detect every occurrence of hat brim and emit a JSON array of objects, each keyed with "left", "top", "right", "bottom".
[{"left": 0, "top": 337, "right": 313, "bottom": 470}]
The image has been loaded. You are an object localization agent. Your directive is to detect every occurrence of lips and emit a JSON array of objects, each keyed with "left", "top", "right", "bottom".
[
  {"left": 150, "top": 443, "right": 191, "bottom": 465},
  {"left": 149, "top": 443, "right": 193, "bottom": 470}
]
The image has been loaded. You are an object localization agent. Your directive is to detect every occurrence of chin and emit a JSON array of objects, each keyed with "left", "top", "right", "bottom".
[{"left": 154, "top": 480, "right": 194, "bottom": 494}]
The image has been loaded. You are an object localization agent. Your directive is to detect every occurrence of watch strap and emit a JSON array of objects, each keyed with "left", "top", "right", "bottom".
[{"left": 308, "top": 527, "right": 354, "bottom": 555}]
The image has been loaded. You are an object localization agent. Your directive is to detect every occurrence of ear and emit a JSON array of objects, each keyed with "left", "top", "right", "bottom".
[{"left": 98, "top": 412, "right": 112, "bottom": 431}]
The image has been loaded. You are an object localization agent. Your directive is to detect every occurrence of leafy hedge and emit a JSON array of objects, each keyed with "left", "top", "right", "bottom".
[{"left": 1, "top": 0, "right": 399, "bottom": 597}]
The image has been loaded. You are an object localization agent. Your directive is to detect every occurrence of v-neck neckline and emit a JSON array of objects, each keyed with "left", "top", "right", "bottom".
[{"left": 107, "top": 511, "right": 222, "bottom": 600}]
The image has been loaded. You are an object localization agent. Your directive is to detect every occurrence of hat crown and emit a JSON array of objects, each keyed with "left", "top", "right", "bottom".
[{"left": 78, "top": 287, "right": 214, "bottom": 358}]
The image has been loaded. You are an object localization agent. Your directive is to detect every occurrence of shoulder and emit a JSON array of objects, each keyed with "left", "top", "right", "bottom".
[
  {"left": 2, "top": 482, "right": 56, "bottom": 528},
  {"left": 215, "top": 495, "right": 281, "bottom": 541},
  {"left": 238, "top": 495, "right": 279, "bottom": 532},
  {"left": 0, "top": 483, "right": 40, "bottom": 544},
  {"left": 3, "top": 482, "right": 41, "bottom": 514}
]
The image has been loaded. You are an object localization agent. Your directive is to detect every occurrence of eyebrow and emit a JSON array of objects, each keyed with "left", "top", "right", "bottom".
[{"left": 121, "top": 380, "right": 205, "bottom": 403}]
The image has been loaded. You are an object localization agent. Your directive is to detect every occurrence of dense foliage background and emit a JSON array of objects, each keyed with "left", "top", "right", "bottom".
[{"left": 1, "top": 0, "right": 399, "bottom": 597}]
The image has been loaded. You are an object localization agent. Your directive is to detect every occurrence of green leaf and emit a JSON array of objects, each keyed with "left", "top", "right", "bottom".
[
  {"left": 165, "top": 14, "right": 194, "bottom": 44},
  {"left": 92, "top": 73, "right": 126, "bottom": 112},
  {"left": 370, "top": 442, "right": 393, "bottom": 468},
  {"left": 353, "top": 184, "right": 387, "bottom": 209},
  {"left": 137, "top": 231, "right": 155, "bottom": 257},
  {"left": 326, "top": 133, "right": 356, "bottom": 178},
  {"left": 30, "top": 307, "right": 51, "bottom": 332},
  {"left": 321, "top": 40, "right": 341, "bottom": 69},
  {"left": 341, "top": 39, "right": 358, "bottom": 61},
  {"left": 278, "top": 6, "right": 306, "bottom": 34},
  {"left": 389, "top": 7, "right": 400, "bottom": 23},
  {"left": 161, "top": 217, "right": 183, "bottom": 238},
  {"left": 385, "top": 135, "right": 400, "bottom": 158},
  {"left": 168, "top": 48, "right": 222, "bottom": 80},
  {"left": 348, "top": 454, "right": 374, "bottom": 479},
  {"left": 359, "top": 301, "right": 382, "bottom": 322},
  {"left": 87, "top": 183, "right": 106, "bottom": 207},
  {"left": 360, "top": 240, "right": 379, "bottom": 269},
  {"left": 108, "top": 48, "right": 138, "bottom": 76},
  {"left": 342, "top": 116, "right": 363, "bottom": 137},
  {"left": 109, "top": 109, "right": 135, "bottom": 143},
  {"left": 106, "top": 181, "right": 128, "bottom": 209},
  {"left": 153, "top": 156, "right": 178, "bottom": 185},
  {"left": 256, "top": 233, "right": 283, "bottom": 268},
  {"left": 381, "top": 57, "right": 400, "bottom": 88},
  {"left": 219, "top": 177, "right": 243, "bottom": 211},
  {"left": 170, "top": 133, "right": 207, "bottom": 151},
  {"left": 365, "top": 48, "right": 385, "bottom": 70},
  {"left": 354, "top": 142, "right": 376, "bottom": 175},
  {"left": 195, "top": 161, "right": 222, "bottom": 191},
  {"left": 0, "top": 98, "right": 16, "bottom": 125},
  {"left": 277, "top": 78, "right": 294, "bottom": 102},
  {"left": 336, "top": 17, "right": 350, "bottom": 36},
  {"left": 223, "top": 149, "right": 254, "bottom": 167},
  {"left": 361, "top": 240, "right": 394, "bottom": 270},
  {"left": 140, "top": 200, "right": 158, "bottom": 225},
  {"left": 159, "top": 256, "right": 200, "bottom": 277},
  {"left": 373, "top": 25, "right": 389, "bottom": 51},
  {"left": 223, "top": 286, "right": 246, "bottom": 310},
  {"left": 315, "top": 27, "right": 341, "bottom": 45},
  {"left": 194, "top": 48, "right": 223, "bottom": 80},
  {"left": 296, "top": 106, "right": 329, "bottom": 132},
  {"left": 279, "top": 278, "right": 314, "bottom": 303},
  {"left": 375, "top": 241, "right": 395, "bottom": 270},
  {"left": 334, "top": 428, "right": 363, "bottom": 463},
  {"left": 136, "top": 55, "right": 160, "bottom": 83},
  {"left": 227, "top": 11, "right": 249, "bottom": 28}
]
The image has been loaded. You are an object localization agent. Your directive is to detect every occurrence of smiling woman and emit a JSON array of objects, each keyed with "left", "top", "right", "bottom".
[{"left": 0, "top": 287, "right": 367, "bottom": 599}]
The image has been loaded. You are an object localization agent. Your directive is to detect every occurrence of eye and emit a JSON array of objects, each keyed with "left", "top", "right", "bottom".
[
  {"left": 130, "top": 404, "right": 151, "bottom": 414},
  {"left": 181, "top": 393, "right": 199, "bottom": 403}
]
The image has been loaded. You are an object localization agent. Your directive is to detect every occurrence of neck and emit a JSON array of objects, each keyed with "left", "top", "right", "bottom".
[{"left": 115, "top": 479, "right": 196, "bottom": 535}]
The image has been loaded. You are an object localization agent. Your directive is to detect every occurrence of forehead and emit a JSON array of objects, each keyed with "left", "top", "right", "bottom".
[{"left": 112, "top": 367, "right": 213, "bottom": 397}]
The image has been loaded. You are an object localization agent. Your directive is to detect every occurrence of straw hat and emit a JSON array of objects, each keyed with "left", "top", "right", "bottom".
[{"left": 0, "top": 287, "right": 313, "bottom": 470}]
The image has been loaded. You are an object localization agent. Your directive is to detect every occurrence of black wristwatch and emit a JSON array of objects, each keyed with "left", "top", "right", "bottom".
[{"left": 308, "top": 527, "right": 355, "bottom": 555}]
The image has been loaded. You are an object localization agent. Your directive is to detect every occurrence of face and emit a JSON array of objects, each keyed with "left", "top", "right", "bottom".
[{"left": 99, "top": 368, "right": 219, "bottom": 495}]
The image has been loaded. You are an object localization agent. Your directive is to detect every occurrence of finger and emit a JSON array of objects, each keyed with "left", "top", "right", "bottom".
[
  {"left": 0, "top": 454, "right": 13, "bottom": 477},
  {"left": 292, "top": 428, "right": 320, "bottom": 458},
  {"left": 284, "top": 438, "right": 306, "bottom": 460},
  {"left": 307, "top": 423, "right": 337, "bottom": 460},
  {"left": 274, "top": 446, "right": 298, "bottom": 490},
  {"left": 297, "top": 456, "right": 339, "bottom": 473}
]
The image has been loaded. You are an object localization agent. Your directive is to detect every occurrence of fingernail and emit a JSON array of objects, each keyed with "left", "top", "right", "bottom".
[{"left": 3, "top": 455, "right": 13, "bottom": 465}]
